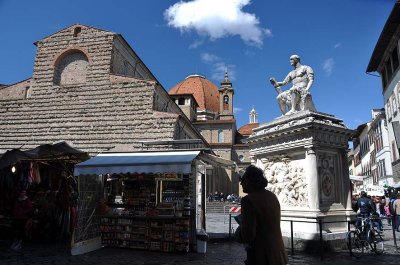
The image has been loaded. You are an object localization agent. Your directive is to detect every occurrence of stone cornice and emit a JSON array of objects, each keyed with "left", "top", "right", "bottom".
[
  {"left": 246, "top": 111, "right": 356, "bottom": 155},
  {"left": 246, "top": 111, "right": 355, "bottom": 143}
]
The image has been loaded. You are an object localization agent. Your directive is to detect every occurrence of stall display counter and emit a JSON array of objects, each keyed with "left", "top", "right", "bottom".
[
  {"left": 100, "top": 215, "right": 190, "bottom": 252},
  {"left": 100, "top": 173, "right": 192, "bottom": 252}
]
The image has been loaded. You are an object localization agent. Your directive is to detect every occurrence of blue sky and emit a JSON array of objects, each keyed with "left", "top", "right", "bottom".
[{"left": 0, "top": 0, "right": 395, "bottom": 129}]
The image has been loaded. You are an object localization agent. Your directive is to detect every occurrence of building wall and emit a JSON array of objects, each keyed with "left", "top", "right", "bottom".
[
  {"left": 0, "top": 24, "right": 206, "bottom": 155},
  {"left": 213, "top": 148, "right": 235, "bottom": 194},
  {"left": 380, "top": 40, "right": 400, "bottom": 185},
  {"left": 171, "top": 96, "right": 197, "bottom": 122},
  {"left": 195, "top": 123, "right": 234, "bottom": 144},
  {"left": 32, "top": 26, "right": 115, "bottom": 95},
  {"left": 366, "top": 3, "right": 400, "bottom": 186},
  {"left": 111, "top": 37, "right": 154, "bottom": 80},
  {"left": 0, "top": 79, "right": 31, "bottom": 100},
  {"left": 233, "top": 146, "right": 251, "bottom": 197},
  {"left": 350, "top": 111, "right": 394, "bottom": 191},
  {"left": 383, "top": 74, "right": 400, "bottom": 163},
  {"left": 375, "top": 117, "right": 394, "bottom": 186}
]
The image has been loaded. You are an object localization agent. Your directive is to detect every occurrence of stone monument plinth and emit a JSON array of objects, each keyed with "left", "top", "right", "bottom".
[{"left": 245, "top": 111, "right": 355, "bottom": 248}]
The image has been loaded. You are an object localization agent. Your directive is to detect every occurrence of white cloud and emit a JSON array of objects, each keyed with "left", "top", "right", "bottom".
[
  {"left": 322, "top": 58, "right": 334, "bottom": 76},
  {"left": 189, "top": 40, "right": 204, "bottom": 49},
  {"left": 212, "top": 62, "right": 236, "bottom": 81},
  {"left": 201, "top": 52, "right": 220, "bottom": 63},
  {"left": 233, "top": 107, "right": 243, "bottom": 114},
  {"left": 201, "top": 52, "right": 236, "bottom": 81},
  {"left": 263, "top": 28, "right": 273, "bottom": 38},
  {"left": 334, "top": 43, "right": 342, "bottom": 49},
  {"left": 244, "top": 49, "right": 255, "bottom": 57},
  {"left": 164, "top": 0, "right": 271, "bottom": 47}
]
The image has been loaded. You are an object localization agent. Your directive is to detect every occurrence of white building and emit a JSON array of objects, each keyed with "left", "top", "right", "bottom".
[
  {"left": 371, "top": 110, "right": 394, "bottom": 187},
  {"left": 350, "top": 109, "right": 392, "bottom": 195},
  {"left": 367, "top": 1, "right": 400, "bottom": 187}
]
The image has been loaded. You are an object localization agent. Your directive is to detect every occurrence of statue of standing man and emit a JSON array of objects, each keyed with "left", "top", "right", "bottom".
[{"left": 270, "top": 55, "right": 316, "bottom": 115}]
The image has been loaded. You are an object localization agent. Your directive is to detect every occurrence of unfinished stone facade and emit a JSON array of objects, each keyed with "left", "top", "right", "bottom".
[{"left": 0, "top": 24, "right": 207, "bottom": 156}]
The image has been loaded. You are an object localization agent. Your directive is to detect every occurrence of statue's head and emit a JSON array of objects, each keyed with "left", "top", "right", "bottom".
[{"left": 290, "top": 54, "right": 300, "bottom": 66}]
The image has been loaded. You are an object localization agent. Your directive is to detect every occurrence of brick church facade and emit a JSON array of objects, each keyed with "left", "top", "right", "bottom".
[{"left": 0, "top": 24, "right": 206, "bottom": 155}]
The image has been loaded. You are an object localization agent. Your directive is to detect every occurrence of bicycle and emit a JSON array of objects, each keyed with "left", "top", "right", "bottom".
[{"left": 346, "top": 216, "right": 384, "bottom": 258}]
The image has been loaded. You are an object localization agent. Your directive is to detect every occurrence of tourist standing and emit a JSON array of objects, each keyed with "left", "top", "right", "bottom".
[
  {"left": 384, "top": 202, "right": 392, "bottom": 226},
  {"left": 235, "top": 165, "right": 288, "bottom": 265},
  {"left": 214, "top": 191, "right": 219, "bottom": 202},
  {"left": 393, "top": 193, "right": 400, "bottom": 232}
]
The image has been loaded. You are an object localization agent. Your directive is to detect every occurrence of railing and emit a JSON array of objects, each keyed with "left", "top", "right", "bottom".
[{"left": 227, "top": 214, "right": 399, "bottom": 261}]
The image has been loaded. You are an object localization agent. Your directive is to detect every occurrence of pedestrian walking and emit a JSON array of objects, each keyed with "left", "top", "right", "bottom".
[{"left": 235, "top": 165, "right": 288, "bottom": 265}]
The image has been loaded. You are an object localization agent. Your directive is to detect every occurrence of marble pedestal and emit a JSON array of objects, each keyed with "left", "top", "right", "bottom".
[{"left": 245, "top": 111, "right": 356, "bottom": 248}]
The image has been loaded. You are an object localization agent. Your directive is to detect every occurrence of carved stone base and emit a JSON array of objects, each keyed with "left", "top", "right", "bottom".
[{"left": 245, "top": 111, "right": 355, "bottom": 239}]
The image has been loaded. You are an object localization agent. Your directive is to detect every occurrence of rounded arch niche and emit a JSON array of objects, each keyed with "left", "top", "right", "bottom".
[{"left": 53, "top": 49, "right": 89, "bottom": 85}]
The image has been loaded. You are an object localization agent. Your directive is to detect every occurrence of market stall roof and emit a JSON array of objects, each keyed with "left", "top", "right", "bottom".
[
  {"left": 0, "top": 142, "right": 89, "bottom": 169},
  {"left": 0, "top": 149, "right": 33, "bottom": 169},
  {"left": 25, "top": 141, "right": 90, "bottom": 162},
  {"left": 74, "top": 150, "right": 202, "bottom": 175}
]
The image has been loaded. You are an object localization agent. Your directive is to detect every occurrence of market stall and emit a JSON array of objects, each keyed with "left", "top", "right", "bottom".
[
  {"left": 71, "top": 150, "right": 233, "bottom": 255},
  {"left": 0, "top": 142, "right": 89, "bottom": 243}
]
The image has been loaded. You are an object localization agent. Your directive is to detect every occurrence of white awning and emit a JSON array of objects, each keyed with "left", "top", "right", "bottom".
[
  {"left": 349, "top": 175, "right": 365, "bottom": 181},
  {"left": 74, "top": 151, "right": 201, "bottom": 176}
]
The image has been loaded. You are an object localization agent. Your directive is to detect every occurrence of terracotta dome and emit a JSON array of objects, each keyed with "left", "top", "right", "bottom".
[
  {"left": 169, "top": 75, "right": 220, "bottom": 113},
  {"left": 238, "top": 123, "right": 259, "bottom": 136}
]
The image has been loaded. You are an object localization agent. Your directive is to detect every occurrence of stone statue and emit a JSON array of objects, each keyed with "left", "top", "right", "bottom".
[{"left": 270, "top": 55, "right": 316, "bottom": 115}]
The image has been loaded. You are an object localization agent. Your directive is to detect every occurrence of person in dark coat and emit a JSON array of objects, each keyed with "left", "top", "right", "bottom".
[
  {"left": 235, "top": 165, "right": 288, "bottom": 265},
  {"left": 10, "top": 190, "right": 33, "bottom": 251}
]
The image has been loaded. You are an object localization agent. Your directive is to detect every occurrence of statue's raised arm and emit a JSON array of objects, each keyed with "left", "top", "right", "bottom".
[
  {"left": 269, "top": 77, "right": 282, "bottom": 94},
  {"left": 269, "top": 55, "right": 316, "bottom": 116}
]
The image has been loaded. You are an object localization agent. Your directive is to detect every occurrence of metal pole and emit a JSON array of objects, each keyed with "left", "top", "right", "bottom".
[
  {"left": 229, "top": 213, "right": 232, "bottom": 240},
  {"left": 348, "top": 229, "right": 352, "bottom": 257},
  {"left": 319, "top": 219, "right": 323, "bottom": 261},
  {"left": 290, "top": 220, "right": 294, "bottom": 256},
  {"left": 392, "top": 215, "right": 397, "bottom": 248}
]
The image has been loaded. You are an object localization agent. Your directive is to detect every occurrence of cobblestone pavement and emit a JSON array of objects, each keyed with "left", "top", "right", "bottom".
[
  {"left": 1, "top": 240, "right": 400, "bottom": 265},
  {"left": 1, "top": 213, "right": 400, "bottom": 265}
]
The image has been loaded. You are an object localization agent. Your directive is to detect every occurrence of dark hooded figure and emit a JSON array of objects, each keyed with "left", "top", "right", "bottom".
[{"left": 235, "top": 165, "right": 288, "bottom": 265}]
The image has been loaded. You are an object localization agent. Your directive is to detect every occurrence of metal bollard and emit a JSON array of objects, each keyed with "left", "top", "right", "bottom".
[
  {"left": 392, "top": 215, "right": 397, "bottom": 248},
  {"left": 229, "top": 213, "right": 232, "bottom": 239},
  {"left": 290, "top": 220, "right": 294, "bottom": 256},
  {"left": 348, "top": 230, "right": 352, "bottom": 257},
  {"left": 319, "top": 219, "right": 323, "bottom": 261}
]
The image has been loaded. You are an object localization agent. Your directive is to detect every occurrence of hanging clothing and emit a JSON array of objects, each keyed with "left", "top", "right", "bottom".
[
  {"left": 27, "top": 162, "right": 34, "bottom": 184},
  {"left": 31, "top": 162, "right": 41, "bottom": 184}
]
